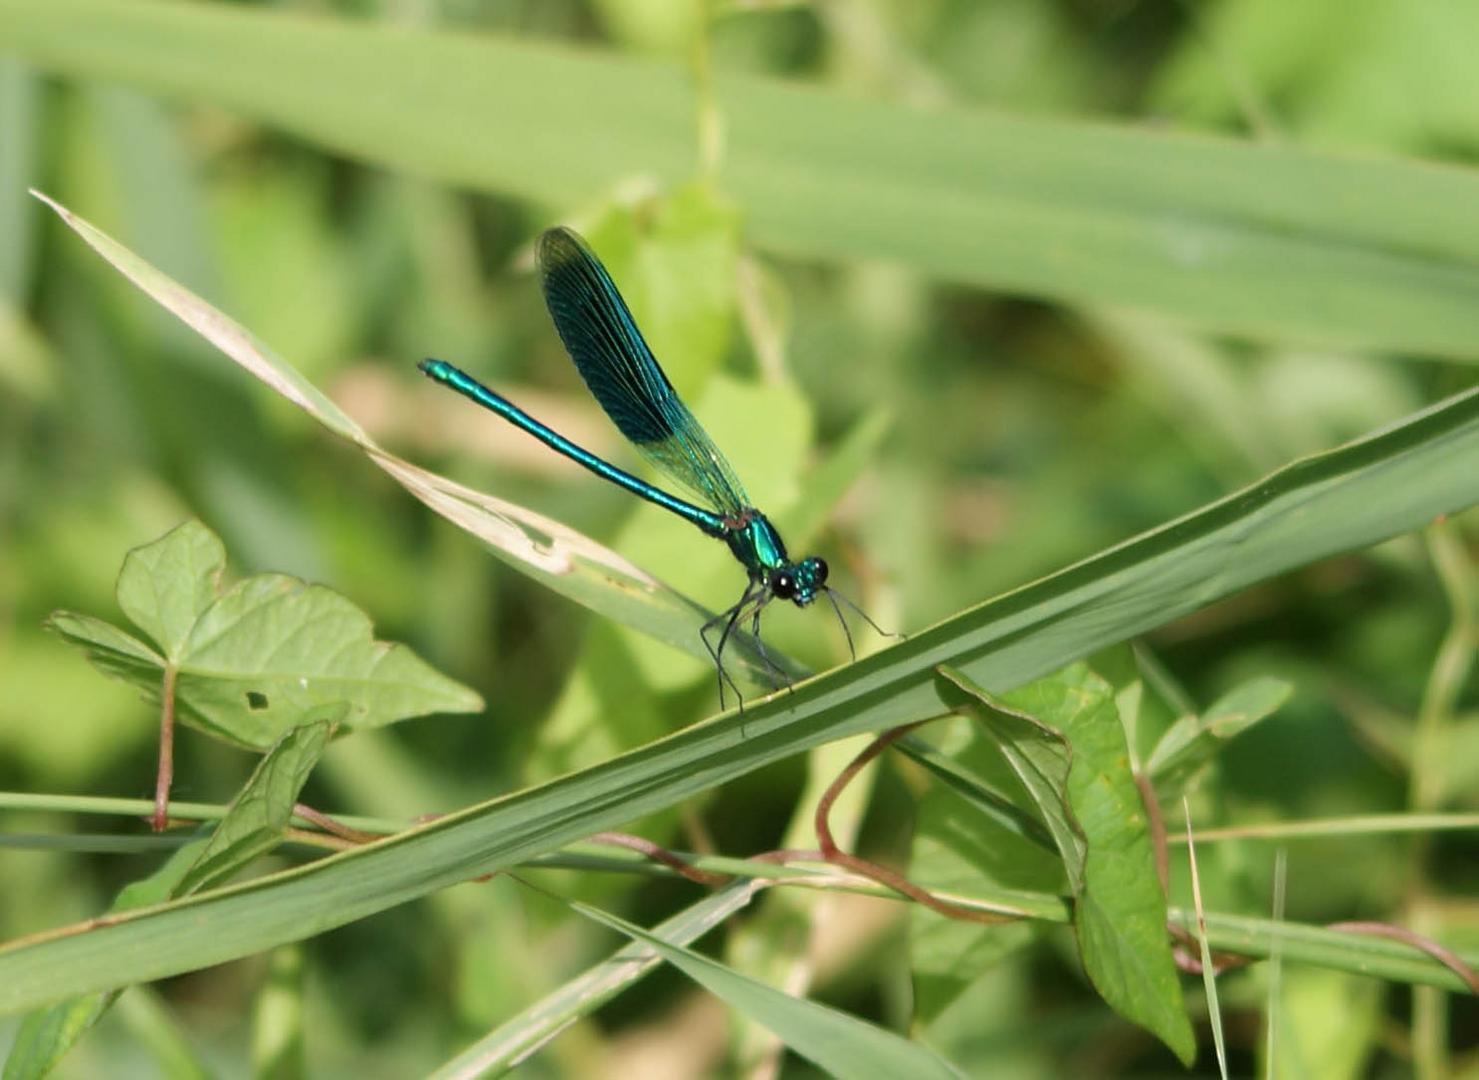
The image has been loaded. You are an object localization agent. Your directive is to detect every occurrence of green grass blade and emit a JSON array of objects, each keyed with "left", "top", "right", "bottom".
[
  {"left": 560, "top": 889, "right": 963, "bottom": 1080},
  {"left": 937, "top": 670, "right": 1086, "bottom": 891},
  {"left": 1182, "top": 909, "right": 1477, "bottom": 994},
  {"left": 7, "top": 0, "right": 1479, "bottom": 355},
  {"left": 431, "top": 883, "right": 764, "bottom": 1079},
  {"left": 0, "top": 382, "right": 1474, "bottom": 1014},
  {"left": 1184, "top": 802, "right": 1228, "bottom": 1079}
]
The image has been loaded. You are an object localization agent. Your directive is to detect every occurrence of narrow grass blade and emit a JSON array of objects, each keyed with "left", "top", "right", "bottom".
[
  {"left": 558, "top": 889, "right": 963, "bottom": 1079},
  {"left": 431, "top": 882, "right": 763, "bottom": 1079},
  {"left": 894, "top": 733, "right": 1055, "bottom": 852},
  {"left": 1185, "top": 799, "right": 1226, "bottom": 1079}
]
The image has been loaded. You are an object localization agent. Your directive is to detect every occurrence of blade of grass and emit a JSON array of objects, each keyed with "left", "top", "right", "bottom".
[
  {"left": 430, "top": 882, "right": 764, "bottom": 1079},
  {"left": 1265, "top": 849, "right": 1287, "bottom": 1077},
  {"left": 1185, "top": 799, "right": 1226, "bottom": 1079},
  {"left": 553, "top": 885, "right": 963, "bottom": 1079},
  {"left": 6, "top": 0, "right": 1479, "bottom": 355},
  {"left": 1179, "top": 910, "right": 1476, "bottom": 993},
  {"left": 894, "top": 732, "right": 1056, "bottom": 853}
]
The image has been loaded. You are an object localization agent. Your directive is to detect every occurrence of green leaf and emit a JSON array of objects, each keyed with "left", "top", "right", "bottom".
[
  {"left": 9, "top": 0, "right": 1479, "bottom": 355},
  {"left": 115, "top": 519, "right": 224, "bottom": 663},
  {"left": 1147, "top": 676, "right": 1293, "bottom": 797},
  {"left": 47, "top": 519, "right": 481, "bottom": 749},
  {"left": 561, "top": 889, "right": 963, "bottom": 1080},
  {"left": 1262, "top": 969, "right": 1381, "bottom": 1080},
  {"left": 940, "top": 664, "right": 1196, "bottom": 1064},
  {"left": 3, "top": 716, "right": 335, "bottom": 1079},
  {"left": 584, "top": 184, "right": 741, "bottom": 399},
  {"left": 250, "top": 946, "right": 306, "bottom": 1080}
]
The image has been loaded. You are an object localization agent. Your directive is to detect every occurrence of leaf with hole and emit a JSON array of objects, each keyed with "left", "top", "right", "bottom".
[{"left": 45, "top": 519, "right": 481, "bottom": 749}]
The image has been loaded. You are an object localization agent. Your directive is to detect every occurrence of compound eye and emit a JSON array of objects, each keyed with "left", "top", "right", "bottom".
[
  {"left": 811, "top": 557, "right": 829, "bottom": 586},
  {"left": 772, "top": 571, "right": 796, "bottom": 600}
]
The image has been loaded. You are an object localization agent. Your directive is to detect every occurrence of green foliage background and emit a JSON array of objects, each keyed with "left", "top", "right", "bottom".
[{"left": 1, "top": 0, "right": 1476, "bottom": 1076}]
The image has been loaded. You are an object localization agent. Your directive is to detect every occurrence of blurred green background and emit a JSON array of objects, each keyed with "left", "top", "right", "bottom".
[{"left": 1, "top": 0, "right": 1476, "bottom": 1076}]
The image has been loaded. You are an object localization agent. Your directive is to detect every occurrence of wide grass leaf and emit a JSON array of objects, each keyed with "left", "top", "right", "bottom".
[
  {"left": 1, "top": 838, "right": 208, "bottom": 1080},
  {"left": 8, "top": 0, "right": 1479, "bottom": 355}
]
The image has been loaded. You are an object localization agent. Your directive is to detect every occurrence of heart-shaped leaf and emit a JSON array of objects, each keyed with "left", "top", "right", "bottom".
[{"left": 46, "top": 520, "right": 482, "bottom": 749}]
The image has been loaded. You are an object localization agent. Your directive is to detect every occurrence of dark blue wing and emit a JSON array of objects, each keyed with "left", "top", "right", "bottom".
[{"left": 537, "top": 227, "right": 751, "bottom": 519}]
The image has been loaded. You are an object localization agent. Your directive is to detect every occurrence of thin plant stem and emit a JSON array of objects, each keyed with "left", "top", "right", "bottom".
[{"left": 152, "top": 665, "right": 178, "bottom": 833}]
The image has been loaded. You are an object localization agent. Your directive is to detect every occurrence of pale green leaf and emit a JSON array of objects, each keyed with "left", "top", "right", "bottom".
[
  {"left": 1262, "top": 969, "right": 1381, "bottom": 1080},
  {"left": 177, "top": 713, "right": 338, "bottom": 894},
  {"left": 173, "top": 573, "right": 479, "bottom": 748},
  {"left": 49, "top": 518, "right": 481, "bottom": 750},
  {"left": 585, "top": 184, "right": 741, "bottom": 399}
]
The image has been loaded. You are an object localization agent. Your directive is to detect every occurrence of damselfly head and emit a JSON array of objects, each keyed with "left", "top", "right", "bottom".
[{"left": 771, "top": 556, "right": 828, "bottom": 606}]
